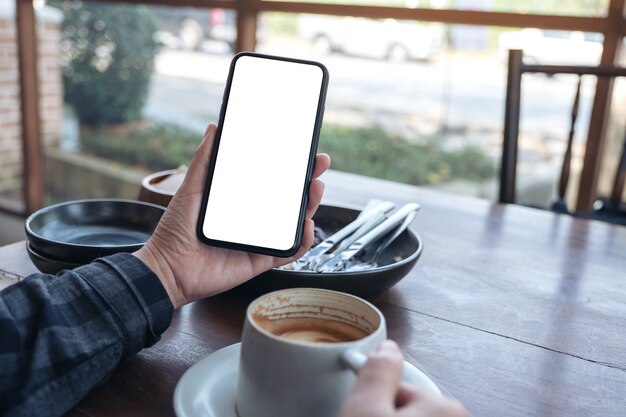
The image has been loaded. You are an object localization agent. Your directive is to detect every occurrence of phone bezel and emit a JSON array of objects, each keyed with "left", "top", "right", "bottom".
[{"left": 196, "top": 52, "right": 329, "bottom": 257}]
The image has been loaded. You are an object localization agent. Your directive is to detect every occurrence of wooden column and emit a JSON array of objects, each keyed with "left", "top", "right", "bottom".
[
  {"left": 235, "top": 0, "right": 258, "bottom": 52},
  {"left": 576, "top": 0, "right": 625, "bottom": 211},
  {"left": 16, "top": 0, "right": 43, "bottom": 214}
]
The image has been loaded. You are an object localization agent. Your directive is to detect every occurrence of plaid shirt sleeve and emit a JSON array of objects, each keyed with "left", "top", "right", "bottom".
[{"left": 0, "top": 252, "right": 174, "bottom": 417}]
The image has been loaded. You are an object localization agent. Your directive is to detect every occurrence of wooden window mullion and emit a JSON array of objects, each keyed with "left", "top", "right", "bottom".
[
  {"left": 235, "top": 0, "right": 258, "bottom": 52},
  {"left": 16, "top": 0, "right": 43, "bottom": 215}
]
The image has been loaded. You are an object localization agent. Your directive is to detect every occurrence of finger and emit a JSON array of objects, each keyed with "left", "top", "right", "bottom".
[
  {"left": 395, "top": 383, "right": 421, "bottom": 408},
  {"left": 397, "top": 388, "right": 468, "bottom": 417},
  {"left": 313, "top": 153, "right": 331, "bottom": 179},
  {"left": 351, "top": 340, "right": 404, "bottom": 406},
  {"left": 280, "top": 218, "right": 315, "bottom": 265},
  {"left": 180, "top": 123, "right": 217, "bottom": 192},
  {"left": 204, "top": 123, "right": 214, "bottom": 137},
  {"left": 300, "top": 218, "right": 315, "bottom": 252},
  {"left": 306, "top": 179, "right": 325, "bottom": 219}
]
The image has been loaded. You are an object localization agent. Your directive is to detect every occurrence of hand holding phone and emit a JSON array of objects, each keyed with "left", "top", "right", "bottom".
[{"left": 197, "top": 52, "right": 329, "bottom": 257}]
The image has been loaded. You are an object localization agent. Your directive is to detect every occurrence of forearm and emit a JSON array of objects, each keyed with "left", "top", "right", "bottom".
[{"left": 0, "top": 253, "right": 173, "bottom": 417}]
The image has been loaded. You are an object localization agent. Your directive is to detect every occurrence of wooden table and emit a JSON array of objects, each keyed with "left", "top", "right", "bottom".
[{"left": 2, "top": 170, "right": 625, "bottom": 417}]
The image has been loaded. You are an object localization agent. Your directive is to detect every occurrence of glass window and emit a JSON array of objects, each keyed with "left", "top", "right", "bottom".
[
  {"left": 260, "top": 12, "right": 498, "bottom": 198},
  {"left": 259, "top": 12, "right": 605, "bottom": 204},
  {"left": 32, "top": 1, "right": 616, "bottom": 208},
  {"left": 263, "top": 0, "right": 609, "bottom": 18},
  {"left": 42, "top": 1, "right": 235, "bottom": 202}
]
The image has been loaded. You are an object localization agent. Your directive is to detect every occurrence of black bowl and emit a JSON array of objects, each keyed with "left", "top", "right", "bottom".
[
  {"left": 239, "top": 204, "right": 423, "bottom": 299},
  {"left": 25, "top": 199, "right": 165, "bottom": 264},
  {"left": 26, "top": 241, "right": 82, "bottom": 274}
]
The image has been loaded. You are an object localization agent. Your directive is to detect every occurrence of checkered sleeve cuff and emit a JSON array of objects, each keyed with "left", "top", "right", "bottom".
[{"left": 75, "top": 253, "right": 174, "bottom": 357}]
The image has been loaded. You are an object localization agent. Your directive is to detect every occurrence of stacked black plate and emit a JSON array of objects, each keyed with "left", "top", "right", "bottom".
[{"left": 25, "top": 199, "right": 165, "bottom": 274}]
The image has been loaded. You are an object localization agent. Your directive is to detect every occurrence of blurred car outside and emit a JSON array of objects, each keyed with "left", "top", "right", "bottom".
[
  {"left": 498, "top": 29, "right": 603, "bottom": 65},
  {"left": 296, "top": 14, "right": 445, "bottom": 63},
  {"left": 153, "top": 7, "right": 236, "bottom": 51}
]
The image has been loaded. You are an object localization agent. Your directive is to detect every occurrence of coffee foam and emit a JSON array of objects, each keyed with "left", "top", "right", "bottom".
[{"left": 253, "top": 315, "right": 369, "bottom": 343}]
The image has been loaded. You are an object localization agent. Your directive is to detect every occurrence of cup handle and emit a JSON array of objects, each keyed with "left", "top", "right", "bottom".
[{"left": 341, "top": 349, "right": 442, "bottom": 395}]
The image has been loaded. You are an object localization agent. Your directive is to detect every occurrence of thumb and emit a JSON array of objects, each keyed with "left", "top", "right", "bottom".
[
  {"left": 352, "top": 340, "right": 404, "bottom": 405},
  {"left": 180, "top": 123, "right": 217, "bottom": 193}
]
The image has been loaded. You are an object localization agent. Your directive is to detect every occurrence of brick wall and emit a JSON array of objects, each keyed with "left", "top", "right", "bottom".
[
  {"left": 0, "top": 6, "right": 63, "bottom": 202},
  {"left": 0, "top": 18, "right": 22, "bottom": 201}
]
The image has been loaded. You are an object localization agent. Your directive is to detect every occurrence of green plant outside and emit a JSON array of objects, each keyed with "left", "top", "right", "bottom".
[
  {"left": 80, "top": 122, "right": 494, "bottom": 186},
  {"left": 80, "top": 124, "right": 201, "bottom": 171},
  {"left": 318, "top": 124, "right": 494, "bottom": 185},
  {"left": 58, "top": 2, "right": 160, "bottom": 126}
]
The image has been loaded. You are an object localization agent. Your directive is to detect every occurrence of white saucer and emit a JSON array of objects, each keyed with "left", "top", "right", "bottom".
[
  {"left": 173, "top": 343, "right": 440, "bottom": 417},
  {"left": 174, "top": 343, "right": 239, "bottom": 417}
]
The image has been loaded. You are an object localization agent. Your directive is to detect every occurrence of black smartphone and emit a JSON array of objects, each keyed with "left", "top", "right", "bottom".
[{"left": 197, "top": 52, "right": 329, "bottom": 257}]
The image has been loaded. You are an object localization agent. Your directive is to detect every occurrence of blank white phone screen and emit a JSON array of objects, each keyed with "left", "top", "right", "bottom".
[{"left": 202, "top": 56, "right": 325, "bottom": 251}]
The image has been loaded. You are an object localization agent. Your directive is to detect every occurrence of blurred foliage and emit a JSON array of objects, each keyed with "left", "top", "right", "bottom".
[
  {"left": 57, "top": 2, "right": 160, "bottom": 126},
  {"left": 491, "top": 0, "right": 607, "bottom": 16},
  {"left": 80, "top": 123, "right": 200, "bottom": 171},
  {"left": 319, "top": 124, "right": 494, "bottom": 185},
  {"left": 80, "top": 122, "right": 494, "bottom": 186}
]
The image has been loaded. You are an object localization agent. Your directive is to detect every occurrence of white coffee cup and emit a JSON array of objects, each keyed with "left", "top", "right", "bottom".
[{"left": 236, "top": 288, "right": 439, "bottom": 417}]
